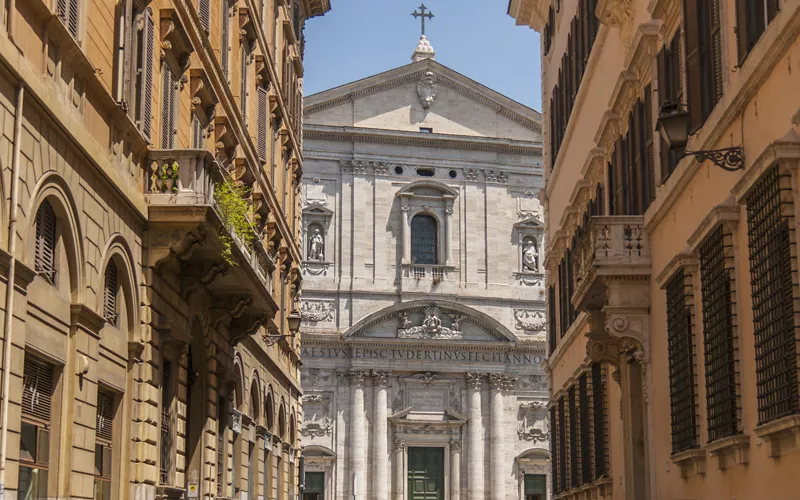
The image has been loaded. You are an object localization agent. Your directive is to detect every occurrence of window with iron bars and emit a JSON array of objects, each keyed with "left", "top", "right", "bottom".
[
  {"left": 549, "top": 406, "right": 558, "bottom": 495},
  {"left": 591, "top": 362, "right": 607, "bottom": 479},
  {"left": 666, "top": 268, "right": 698, "bottom": 453},
  {"left": 160, "top": 359, "right": 173, "bottom": 484},
  {"left": 700, "top": 225, "right": 740, "bottom": 442},
  {"left": 746, "top": 166, "right": 800, "bottom": 424},
  {"left": 579, "top": 373, "right": 591, "bottom": 485},
  {"left": 568, "top": 386, "right": 578, "bottom": 488},
  {"left": 558, "top": 397, "right": 567, "bottom": 493}
]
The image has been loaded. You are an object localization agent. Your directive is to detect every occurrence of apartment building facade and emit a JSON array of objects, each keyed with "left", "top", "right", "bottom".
[
  {"left": 509, "top": 0, "right": 800, "bottom": 498},
  {"left": 0, "top": 0, "right": 329, "bottom": 499}
]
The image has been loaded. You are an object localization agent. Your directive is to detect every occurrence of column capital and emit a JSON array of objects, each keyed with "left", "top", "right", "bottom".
[
  {"left": 465, "top": 372, "right": 485, "bottom": 389},
  {"left": 450, "top": 440, "right": 462, "bottom": 452},
  {"left": 393, "top": 439, "right": 406, "bottom": 451},
  {"left": 350, "top": 370, "right": 371, "bottom": 386},
  {"left": 372, "top": 370, "right": 391, "bottom": 387},
  {"left": 488, "top": 373, "right": 517, "bottom": 391}
]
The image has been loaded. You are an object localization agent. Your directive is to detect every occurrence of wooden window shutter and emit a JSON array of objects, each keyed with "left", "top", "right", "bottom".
[
  {"left": 103, "top": 261, "right": 118, "bottom": 325},
  {"left": 191, "top": 112, "right": 203, "bottom": 149},
  {"left": 767, "top": 0, "right": 780, "bottom": 22},
  {"left": 161, "top": 64, "right": 175, "bottom": 149},
  {"left": 607, "top": 160, "right": 615, "bottom": 215},
  {"left": 633, "top": 103, "right": 645, "bottom": 213},
  {"left": 22, "top": 356, "right": 54, "bottom": 423},
  {"left": 221, "top": 0, "right": 230, "bottom": 80},
  {"left": 139, "top": 9, "right": 155, "bottom": 142},
  {"left": 57, "top": 0, "right": 68, "bottom": 26},
  {"left": 240, "top": 42, "right": 248, "bottom": 124},
  {"left": 709, "top": 0, "right": 723, "bottom": 105},
  {"left": 671, "top": 34, "right": 684, "bottom": 105},
  {"left": 257, "top": 86, "right": 268, "bottom": 161},
  {"left": 657, "top": 47, "right": 668, "bottom": 107},
  {"left": 683, "top": 0, "right": 703, "bottom": 133},
  {"left": 614, "top": 138, "right": 625, "bottom": 215},
  {"left": 199, "top": 0, "right": 211, "bottom": 33},
  {"left": 68, "top": 0, "right": 80, "bottom": 39},
  {"left": 644, "top": 85, "right": 656, "bottom": 204},
  {"left": 735, "top": 0, "right": 751, "bottom": 65},
  {"left": 35, "top": 200, "right": 57, "bottom": 284},
  {"left": 96, "top": 389, "right": 115, "bottom": 442}
]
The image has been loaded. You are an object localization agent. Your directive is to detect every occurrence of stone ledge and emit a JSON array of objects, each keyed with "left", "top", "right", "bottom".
[
  {"left": 670, "top": 448, "right": 706, "bottom": 478},
  {"left": 705, "top": 434, "right": 749, "bottom": 470},
  {"left": 754, "top": 414, "right": 800, "bottom": 458}
]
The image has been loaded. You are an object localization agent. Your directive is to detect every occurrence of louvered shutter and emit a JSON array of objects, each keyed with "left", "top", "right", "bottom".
[
  {"left": 199, "top": 0, "right": 210, "bottom": 33},
  {"left": 161, "top": 64, "right": 175, "bottom": 149},
  {"left": 683, "top": 0, "right": 702, "bottom": 133},
  {"left": 644, "top": 84, "right": 656, "bottom": 204},
  {"left": 767, "top": 0, "right": 780, "bottom": 22},
  {"left": 103, "top": 261, "right": 118, "bottom": 325},
  {"left": 96, "top": 389, "right": 114, "bottom": 442},
  {"left": 191, "top": 113, "right": 203, "bottom": 149},
  {"left": 35, "top": 201, "right": 57, "bottom": 284},
  {"left": 672, "top": 34, "right": 683, "bottom": 103},
  {"left": 221, "top": 0, "right": 230, "bottom": 80},
  {"left": 56, "top": 0, "right": 68, "bottom": 27},
  {"left": 709, "top": 0, "right": 723, "bottom": 105},
  {"left": 257, "top": 86, "right": 268, "bottom": 161},
  {"left": 240, "top": 43, "right": 248, "bottom": 124},
  {"left": 139, "top": 9, "right": 155, "bottom": 141},
  {"left": 633, "top": 102, "right": 645, "bottom": 214},
  {"left": 68, "top": 0, "right": 79, "bottom": 39},
  {"left": 657, "top": 48, "right": 668, "bottom": 108},
  {"left": 22, "top": 356, "right": 54, "bottom": 423}
]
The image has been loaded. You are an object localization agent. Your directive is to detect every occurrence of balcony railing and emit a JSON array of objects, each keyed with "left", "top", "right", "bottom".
[
  {"left": 572, "top": 216, "right": 650, "bottom": 308},
  {"left": 146, "top": 149, "right": 216, "bottom": 204},
  {"left": 404, "top": 264, "right": 449, "bottom": 281}
]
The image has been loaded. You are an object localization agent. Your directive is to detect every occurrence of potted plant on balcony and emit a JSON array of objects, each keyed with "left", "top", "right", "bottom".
[{"left": 214, "top": 181, "right": 259, "bottom": 265}]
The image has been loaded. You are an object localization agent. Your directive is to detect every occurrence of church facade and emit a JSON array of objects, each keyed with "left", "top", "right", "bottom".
[{"left": 299, "top": 38, "right": 549, "bottom": 500}]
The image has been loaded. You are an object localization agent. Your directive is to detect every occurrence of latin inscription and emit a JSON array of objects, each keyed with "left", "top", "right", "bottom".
[
  {"left": 409, "top": 389, "right": 446, "bottom": 411},
  {"left": 301, "top": 347, "right": 543, "bottom": 365}
]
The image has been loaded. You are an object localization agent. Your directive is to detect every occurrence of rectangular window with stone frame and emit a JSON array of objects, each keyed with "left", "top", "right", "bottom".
[
  {"left": 568, "top": 386, "right": 579, "bottom": 489},
  {"left": 557, "top": 396, "right": 567, "bottom": 493},
  {"left": 745, "top": 165, "right": 800, "bottom": 425},
  {"left": 590, "top": 362, "right": 608, "bottom": 480},
  {"left": 735, "top": 0, "right": 780, "bottom": 65},
  {"left": 579, "top": 372, "right": 592, "bottom": 485},
  {"left": 665, "top": 268, "right": 699, "bottom": 454},
  {"left": 94, "top": 388, "right": 117, "bottom": 500},
  {"left": 549, "top": 405, "right": 558, "bottom": 495},
  {"left": 113, "top": 2, "right": 155, "bottom": 141},
  {"left": 699, "top": 224, "right": 741, "bottom": 442},
  {"left": 160, "top": 359, "right": 175, "bottom": 485}
]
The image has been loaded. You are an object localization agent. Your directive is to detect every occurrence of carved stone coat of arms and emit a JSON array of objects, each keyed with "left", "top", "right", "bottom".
[{"left": 417, "top": 71, "right": 438, "bottom": 110}]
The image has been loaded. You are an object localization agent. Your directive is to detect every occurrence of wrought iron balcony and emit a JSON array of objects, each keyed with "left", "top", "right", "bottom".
[{"left": 572, "top": 216, "right": 651, "bottom": 309}]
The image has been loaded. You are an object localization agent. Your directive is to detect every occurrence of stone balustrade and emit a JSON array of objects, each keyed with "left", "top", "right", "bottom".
[
  {"left": 572, "top": 216, "right": 650, "bottom": 308},
  {"left": 146, "top": 149, "right": 217, "bottom": 205}
]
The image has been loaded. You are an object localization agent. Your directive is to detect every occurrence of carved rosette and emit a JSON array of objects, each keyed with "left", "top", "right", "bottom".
[
  {"left": 393, "top": 439, "right": 406, "bottom": 451},
  {"left": 465, "top": 372, "right": 484, "bottom": 390},
  {"left": 450, "top": 440, "right": 462, "bottom": 452}
]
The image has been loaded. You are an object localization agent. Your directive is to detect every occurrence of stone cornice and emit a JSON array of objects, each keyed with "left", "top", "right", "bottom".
[
  {"left": 302, "top": 337, "right": 546, "bottom": 354},
  {"left": 304, "top": 125, "right": 542, "bottom": 155},
  {"left": 507, "top": 0, "right": 549, "bottom": 32}
]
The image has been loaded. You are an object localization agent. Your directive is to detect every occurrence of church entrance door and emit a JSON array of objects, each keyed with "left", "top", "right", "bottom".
[{"left": 407, "top": 447, "right": 445, "bottom": 500}]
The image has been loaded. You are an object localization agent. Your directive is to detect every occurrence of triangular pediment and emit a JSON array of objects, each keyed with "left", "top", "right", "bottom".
[
  {"left": 302, "top": 203, "right": 334, "bottom": 216},
  {"left": 304, "top": 59, "right": 542, "bottom": 140},
  {"left": 344, "top": 300, "right": 518, "bottom": 342},
  {"left": 514, "top": 216, "right": 544, "bottom": 229}
]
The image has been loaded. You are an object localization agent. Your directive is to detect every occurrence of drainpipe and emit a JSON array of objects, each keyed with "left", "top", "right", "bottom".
[{"left": 0, "top": 83, "right": 25, "bottom": 494}]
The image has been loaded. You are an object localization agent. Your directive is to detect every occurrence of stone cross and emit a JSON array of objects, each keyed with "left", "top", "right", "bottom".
[{"left": 411, "top": 3, "right": 434, "bottom": 36}]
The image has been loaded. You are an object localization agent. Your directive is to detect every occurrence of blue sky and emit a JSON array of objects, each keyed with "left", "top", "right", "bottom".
[{"left": 303, "top": 1, "right": 542, "bottom": 111}]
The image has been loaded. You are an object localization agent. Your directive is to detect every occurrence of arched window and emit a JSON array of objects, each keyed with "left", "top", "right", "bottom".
[
  {"left": 410, "top": 214, "right": 437, "bottom": 265},
  {"left": 265, "top": 392, "right": 274, "bottom": 432},
  {"left": 34, "top": 200, "right": 57, "bottom": 284},
  {"left": 103, "top": 261, "right": 119, "bottom": 326},
  {"left": 278, "top": 404, "right": 286, "bottom": 439}
]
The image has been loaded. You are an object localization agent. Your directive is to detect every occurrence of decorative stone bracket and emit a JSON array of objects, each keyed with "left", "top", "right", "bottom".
[
  {"left": 596, "top": 0, "right": 635, "bottom": 46},
  {"left": 670, "top": 448, "right": 706, "bottom": 478}
]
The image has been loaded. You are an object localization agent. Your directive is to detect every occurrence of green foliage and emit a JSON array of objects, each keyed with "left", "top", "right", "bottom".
[{"left": 214, "top": 182, "right": 258, "bottom": 266}]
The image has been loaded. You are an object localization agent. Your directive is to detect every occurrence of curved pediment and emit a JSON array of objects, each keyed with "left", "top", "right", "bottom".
[
  {"left": 344, "top": 300, "right": 517, "bottom": 342},
  {"left": 396, "top": 179, "right": 459, "bottom": 198}
]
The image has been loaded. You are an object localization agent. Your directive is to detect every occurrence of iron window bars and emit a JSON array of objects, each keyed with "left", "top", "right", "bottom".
[
  {"left": 591, "top": 362, "right": 607, "bottom": 479},
  {"left": 699, "top": 225, "right": 740, "bottom": 441},
  {"left": 666, "top": 268, "right": 698, "bottom": 453},
  {"left": 746, "top": 166, "right": 800, "bottom": 424}
]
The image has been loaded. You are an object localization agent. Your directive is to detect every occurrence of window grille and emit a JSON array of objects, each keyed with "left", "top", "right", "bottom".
[
  {"left": 136, "top": 8, "right": 155, "bottom": 142},
  {"left": 221, "top": 0, "right": 230, "bottom": 79},
  {"left": 34, "top": 200, "right": 57, "bottom": 285},
  {"left": 548, "top": 286, "right": 557, "bottom": 355},
  {"left": 549, "top": 406, "right": 558, "bottom": 495},
  {"left": 160, "top": 360, "right": 173, "bottom": 484},
  {"left": 557, "top": 397, "right": 567, "bottom": 493},
  {"left": 579, "top": 373, "right": 591, "bottom": 485},
  {"left": 666, "top": 269, "right": 698, "bottom": 453},
  {"left": 746, "top": 166, "right": 800, "bottom": 424},
  {"left": 103, "top": 261, "right": 118, "bottom": 326},
  {"left": 568, "top": 387, "right": 578, "bottom": 488},
  {"left": 591, "top": 362, "right": 607, "bottom": 479},
  {"left": 700, "top": 225, "right": 740, "bottom": 441},
  {"left": 410, "top": 214, "right": 437, "bottom": 265},
  {"left": 161, "top": 64, "right": 176, "bottom": 149},
  {"left": 217, "top": 396, "right": 226, "bottom": 495}
]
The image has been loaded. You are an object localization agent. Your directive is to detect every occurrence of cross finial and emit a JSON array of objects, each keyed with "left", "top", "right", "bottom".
[{"left": 411, "top": 3, "right": 434, "bottom": 36}]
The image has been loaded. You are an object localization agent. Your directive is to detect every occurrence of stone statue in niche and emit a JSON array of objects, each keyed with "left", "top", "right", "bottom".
[
  {"left": 522, "top": 236, "right": 539, "bottom": 272},
  {"left": 308, "top": 228, "right": 324, "bottom": 261}
]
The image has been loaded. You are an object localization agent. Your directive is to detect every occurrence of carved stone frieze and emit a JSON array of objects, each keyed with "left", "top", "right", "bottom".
[
  {"left": 300, "top": 417, "right": 333, "bottom": 437},
  {"left": 397, "top": 305, "right": 462, "bottom": 340},
  {"left": 513, "top": 309, "right": 546, "bottom": 331},
  {"left": 301, "top": 300, "right": 335, "bottom": 322}
]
